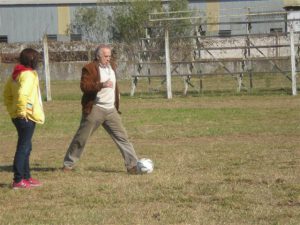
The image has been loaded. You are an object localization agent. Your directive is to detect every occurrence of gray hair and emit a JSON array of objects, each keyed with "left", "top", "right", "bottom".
[{"left": 94, "top": 44, "right": 111, "bottom": 60}]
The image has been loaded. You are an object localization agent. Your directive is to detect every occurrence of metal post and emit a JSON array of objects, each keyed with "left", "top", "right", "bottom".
[
  {"left": 165, "top": 28, "right": 172, "bottom": 99},
  {"left": 247, "top": 8, "right": 253, "bottom": 92},
  {"left": 199, "top": 77, "right": 203, "bottom": 94},
  {"left": 0, "top": 53, "right": 2, "bottom": 83},
  {"left": 290, "top": 22, "right": 297, "bottom": 96},
  {"left": 88, "top": 49, "right": 92, "bottom": 61},
  {"left": 130, "top": 77, "right": 137, "bottom": 97},
  {"left": 43, "top": 35, "right": 52, "bottom": 101}
]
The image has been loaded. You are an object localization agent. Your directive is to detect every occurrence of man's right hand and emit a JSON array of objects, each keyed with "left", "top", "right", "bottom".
[{"left": 103, "top": 79, "right": 113, "bottom": 88}]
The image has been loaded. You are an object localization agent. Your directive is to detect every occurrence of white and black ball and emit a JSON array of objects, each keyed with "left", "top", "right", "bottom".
[{"left": 137, "top": 158, "right": 154, "bottom": 174}]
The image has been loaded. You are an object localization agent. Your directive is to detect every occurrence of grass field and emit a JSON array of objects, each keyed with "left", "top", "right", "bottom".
[{"left": 0, "top": 78, "right": 300, "bottom": 225}]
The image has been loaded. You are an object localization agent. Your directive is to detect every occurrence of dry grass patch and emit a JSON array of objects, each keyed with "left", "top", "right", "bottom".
[{"left": 0, "top": 80, "right": 300, "bottom": 225}]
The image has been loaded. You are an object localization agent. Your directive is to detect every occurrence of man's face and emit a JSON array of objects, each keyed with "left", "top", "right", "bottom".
[{"left": 99, "top": 48, "right": 111, "bottom": 66}]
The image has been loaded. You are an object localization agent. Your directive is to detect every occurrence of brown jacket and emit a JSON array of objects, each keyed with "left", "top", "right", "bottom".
[{"left": 80, "top": 61, "right": 120, "bottom": 115}]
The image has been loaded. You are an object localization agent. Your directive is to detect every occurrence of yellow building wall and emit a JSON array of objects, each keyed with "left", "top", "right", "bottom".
[
  {"left": 206, "top": 0, "right": 220, "bottom": 33},
  {"left": 284, "top": 0, "right": 300, "bottom": 7},
  {"left": 57, "top": 6, "right": 70, "bottom": 35}
]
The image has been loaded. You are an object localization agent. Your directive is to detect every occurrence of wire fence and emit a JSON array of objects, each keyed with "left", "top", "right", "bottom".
[{"left": 130, "top": 9, "right": 300, "bottom": 97}]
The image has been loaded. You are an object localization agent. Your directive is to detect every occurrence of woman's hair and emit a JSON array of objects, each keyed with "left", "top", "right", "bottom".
[{"left": 19, "top": 48, "right": 39, "bottom": 69}]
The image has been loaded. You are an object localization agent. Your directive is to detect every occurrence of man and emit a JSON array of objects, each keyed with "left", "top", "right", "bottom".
[{"left": 63, "top": 45, "right": 139, "bottom": 174}]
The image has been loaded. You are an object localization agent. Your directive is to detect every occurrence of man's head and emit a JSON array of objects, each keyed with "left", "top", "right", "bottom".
[{"left": 95, "top": 45, "right": 111, "bottom": 67}]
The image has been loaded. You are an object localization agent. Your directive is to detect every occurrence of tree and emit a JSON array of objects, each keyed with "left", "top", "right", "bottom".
[
  {"left": 68, "top": 6, "right": 112, "bottom": 42},
  {"left": 112, "top": 0, "right": 162, "bottom": 43},
  {"left": 68, "top": 1, "right": 192, "bottom": 43},
  {"left": 168, "top": 0, "right": 191, "bottom": 37}
]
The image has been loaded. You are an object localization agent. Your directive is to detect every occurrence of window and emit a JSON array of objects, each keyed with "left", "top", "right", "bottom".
[
  {"left": 47, "top": 34, "right": 57, "bottom": 41},
  {"left": 70, "top": 34, "right": 82, "bottom": 41},
  {"left": 218, "top": 30, "right": 231, "bottom": 37},
  {"left": 270, "top": 28, "right": 283, "bottom": 33},
  {"left": 0, "top": 35, "right": 8, "bottom": 43}
]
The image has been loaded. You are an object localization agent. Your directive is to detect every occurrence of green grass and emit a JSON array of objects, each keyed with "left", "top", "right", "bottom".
[{"left": 0, "top": 79, "right": 300, "bottom": 225}]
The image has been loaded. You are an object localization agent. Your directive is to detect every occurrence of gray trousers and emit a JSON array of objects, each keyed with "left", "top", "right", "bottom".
[{"left": 63, "top": 105, "right": 138, "bottom": 170}]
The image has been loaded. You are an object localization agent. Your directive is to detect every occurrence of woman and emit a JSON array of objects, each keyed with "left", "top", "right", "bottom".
[{"left": 3, "top": 48, "right": 45, "bottom": 189}]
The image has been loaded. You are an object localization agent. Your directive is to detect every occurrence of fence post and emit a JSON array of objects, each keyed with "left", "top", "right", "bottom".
[
  {"left": 0, "top": 52, "right": 2, "bottom": 83},
  {"left": 165, "top": 27, "right": 172, "bottom": 99},
  {"left": 246, "top": 8, "right": 253, "bottom": 92},
  {"left": 289, "top": 22, "right": 297, "bottom": 96},
  {"left": 43, "top": 35, "right": 52, "bottom": 101},
  {"left": 88, "top": 49, "right": 92, "bottom": 61},
  {"left": 130, "top": 77, "right": 138, "bottom": 97}
]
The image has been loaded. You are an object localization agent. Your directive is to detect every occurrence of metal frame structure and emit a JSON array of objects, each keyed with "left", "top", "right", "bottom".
[{"left": 130, "top": 9, "right": 299, "bottom": 98}]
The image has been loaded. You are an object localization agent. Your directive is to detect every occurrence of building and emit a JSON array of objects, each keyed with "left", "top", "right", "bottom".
[{"left": 0, "top": 0, "right": 298, "bottom": 43}]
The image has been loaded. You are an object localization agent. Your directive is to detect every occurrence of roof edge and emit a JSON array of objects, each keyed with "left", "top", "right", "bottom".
[{"left": 0, "top": 0, "right": 169, "bottom": 6}]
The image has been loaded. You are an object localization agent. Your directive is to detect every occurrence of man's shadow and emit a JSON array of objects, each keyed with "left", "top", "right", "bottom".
[{"left": 87, "top": 166, "right": 124, "bottom": 173}]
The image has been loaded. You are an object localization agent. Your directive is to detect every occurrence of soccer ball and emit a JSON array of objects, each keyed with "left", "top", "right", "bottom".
[{"left": 137, "top": 158, "right": 154, "bottom": 174}]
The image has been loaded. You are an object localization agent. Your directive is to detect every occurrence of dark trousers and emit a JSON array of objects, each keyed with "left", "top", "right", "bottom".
[{"left": 12, "top": 118, "right": 36, "bottom": 183}]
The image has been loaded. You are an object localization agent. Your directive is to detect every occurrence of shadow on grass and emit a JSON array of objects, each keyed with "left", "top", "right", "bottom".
[
  {"left": 0, "top": 164, "right": 124, "bottom": 174},
  {"left": 0, "top": 164, "right": 58, "bottom": 172},
  {"left": 0, "top": 165, "right": 12, "bottom": 172},
  {"left": 122, "top": 87, "right": 293, "bottom": 98},
  {"left": 87, "top": 166, "right": 124, "bottom": 173},
  {"left": 0, "top": 183, "right": 11, "bottom": 188},
  {"left": 0, "top": 165, "right": 58, "bottom": 189}
]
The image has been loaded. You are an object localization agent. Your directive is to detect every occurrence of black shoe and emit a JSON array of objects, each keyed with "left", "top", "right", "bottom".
[{"left": 127, "top": 166, "right": 139, "bottom": 175}]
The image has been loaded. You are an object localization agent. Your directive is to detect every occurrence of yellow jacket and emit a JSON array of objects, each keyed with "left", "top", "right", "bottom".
[{"left": 3, "top": 70, "right": 45, "bottom": 124}]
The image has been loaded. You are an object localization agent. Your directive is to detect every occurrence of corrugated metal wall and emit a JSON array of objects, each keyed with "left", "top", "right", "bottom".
[
  {"left": 0, "top": 6, "right": 58, "bottom": 42},
  {"left": 189, "top": 0, "right": 285, "bottom": 35},
  {"left": 220, "top": 0, "right": 285, "bottom": 35}
]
